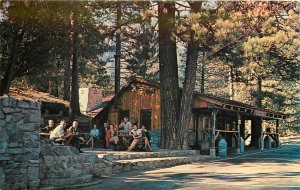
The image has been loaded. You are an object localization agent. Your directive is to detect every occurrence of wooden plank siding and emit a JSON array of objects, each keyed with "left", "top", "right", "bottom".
[
  {"left": 106, "top": 86, "right": 161, "bottom": 130},
  {"left": 93, "top": 78, "right": 286, "bottom": 133}
]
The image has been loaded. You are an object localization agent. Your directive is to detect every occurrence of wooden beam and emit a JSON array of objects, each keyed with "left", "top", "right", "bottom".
[
  {"left": 237, "top": 112, "right": 241, "bottom": 154},
  {"left": 210, "top": 109, "right": 218, "bottom": 158},
  {"left": 276, "top": 119, "right": 280, "bottom": 147}
]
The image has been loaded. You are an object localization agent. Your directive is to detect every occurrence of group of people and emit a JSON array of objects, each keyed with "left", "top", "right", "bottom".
[
  {"left": 41, "top": 119, "right": 85, "bottom": 153},
  {"left": 105, "top": 117, "right": 152, "bottom": 151},
  {"left": 40, "top": 116, "right": 152, "bottom": 152}
]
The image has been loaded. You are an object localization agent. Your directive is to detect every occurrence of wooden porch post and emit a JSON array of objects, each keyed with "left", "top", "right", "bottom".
[
  {"left": 240, "top": 118, "right": 245, "bottom": 139},
  {"left": 276, "top": 119, "right": 280, "bottom": 147},
  {"left": 237, "top": 113, "right": 241, "bottom": 154},
  {"left": 210, "top": 109, "right": 218, "bottom": 158},
  {"left": 195, "top": 113, "right": 199, "bottom": 147}
]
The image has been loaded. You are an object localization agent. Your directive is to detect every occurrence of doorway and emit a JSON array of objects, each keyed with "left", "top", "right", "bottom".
[{"left": 140, "top": 109, "right": 152, "bottom": 130}]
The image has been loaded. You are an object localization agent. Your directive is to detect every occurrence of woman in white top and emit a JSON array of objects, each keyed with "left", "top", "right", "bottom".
[{"left": 127, "top": 124, "right": 142, "bottom": 151}]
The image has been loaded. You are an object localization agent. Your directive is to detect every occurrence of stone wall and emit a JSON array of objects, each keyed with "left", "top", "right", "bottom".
[
  {"left": 0, "top": 96, "right": 41, "bottom": 190},
  {"left": 39, "top": 140, "right": 110, "bottom": 189}
]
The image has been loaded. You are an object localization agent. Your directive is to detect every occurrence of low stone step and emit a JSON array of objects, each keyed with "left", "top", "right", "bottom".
[
  {"left": 98, "top": 150, "right": 198, "bottom": 161},
  {"left": 111, "top": 156, "right": 200, "bottom": 174},
  {"left": 40, "top": 174, "right": 93, "bottom": 188}
]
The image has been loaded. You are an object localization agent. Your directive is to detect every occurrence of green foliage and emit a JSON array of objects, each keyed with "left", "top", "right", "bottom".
[{"left": 1, "top": 1, "right": 111, "bottom": 97}]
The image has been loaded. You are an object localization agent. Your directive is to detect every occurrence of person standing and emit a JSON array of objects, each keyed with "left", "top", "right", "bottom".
[{"left": 119, "top": 117, "right": 132, "bottom": 135}]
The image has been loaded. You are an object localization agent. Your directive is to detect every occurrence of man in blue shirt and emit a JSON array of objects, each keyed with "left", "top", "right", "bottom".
[{"left": 86, "top": 125, "right": 101, "bottom": 148}]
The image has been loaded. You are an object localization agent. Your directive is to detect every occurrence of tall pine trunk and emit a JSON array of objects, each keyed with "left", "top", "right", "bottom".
[
  {"left": 63, "top": 56, "right": 71, "bottom": 101},
  {"left": 200, "top": 61, "right": 205, "bottom": 93},
  {"left": 0, "top": 61, "right": 14, "bottom": 96},
  {"left": 251, "top": 76, "right": 262, "bottom": 108},
  {"left": 69, "top": 9, "right": 81, "bottom": 121},
  {"left": 250, "top": 74, "right": 262, "bottom": 148},
  {"left": 0, "top": 30, "right": 23, "bottom": 96},
  {"left": 229, "top": 66, "right": 235, "bottom": 100},
  {"left": 158, "top": 2, "right": 179, "bottom": 149},
  {"left": 114, "top": 2, "right": 121, "bottom": 108},
  {"left": 176, "top": 2, "right": 202, "bottom": 149}
]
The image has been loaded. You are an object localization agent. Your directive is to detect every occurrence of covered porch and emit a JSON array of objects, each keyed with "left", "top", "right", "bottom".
[{"left": 189, "top": 94, "right": 287, "bottom": 157}]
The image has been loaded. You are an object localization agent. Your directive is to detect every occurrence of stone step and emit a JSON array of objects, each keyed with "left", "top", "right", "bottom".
[
  {"left": 40, "top": 174, "right": 93, "bottom": 188},
  {"left": 111, "top": 156, "right": 201, "bottom": 174},
  {"left": 97, "top": 150, "right": 198, "bottom": 161},
  {"left": 40, "top": 178, "right": 103, "bottom": 190}
]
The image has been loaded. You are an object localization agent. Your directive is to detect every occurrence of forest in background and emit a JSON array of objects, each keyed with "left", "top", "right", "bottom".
[{"left": 0, "top": 1, "right": 299, "bottom": 147}]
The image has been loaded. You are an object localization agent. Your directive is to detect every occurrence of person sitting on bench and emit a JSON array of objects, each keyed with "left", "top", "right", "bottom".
[
  {"left": 41, "top": 119, "right": 56, "bottom": 133},
  {"left": 141, "top": 125, "right": 152, "bottom": 151},
  {"left": 127, "top": 124, "right": 143, "bottom": 151},
  {"left": 68, "top": 120, "right": 85, "bottom": 153},
  {"left": 49, "top": 120, "right": 68, "bottom": 144},
  {"left": 105, "top": 124, "right": 119, "bottom": 150},
  {"left": 86, "top": 125, "right": 101, "bottom": 148}
]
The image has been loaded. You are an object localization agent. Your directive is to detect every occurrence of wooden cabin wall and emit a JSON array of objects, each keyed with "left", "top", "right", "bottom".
[{"left": 107, "top": 87, "right": 161, "bottom": 130}]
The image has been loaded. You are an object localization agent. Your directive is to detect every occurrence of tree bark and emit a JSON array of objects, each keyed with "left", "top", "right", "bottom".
[
  {"left": 251, "top": 75, "right": 262, "bottom": 108},
  {"left": 0, "top": 30, "right": 23, "bottom": 96},
  {"left": 229, "top": 66, "right": 235, "bottom": 100},
  {"left": 114, "top": 2, "right": 121, "bottom": 108},
  {"left": 250, "top": 73, "right": 262, "bottom": 148},
  {"left": 200, "top": 53, "right": 205, "bottom": 93},
  {"left": 176, "top": 2, "right": 202, "bottom": 149},
  {"left": 69, "top": 9, "right": 81, "bottom": 121},
  {"left": 0, "top": 62, "right": 14, "bottom": 96},
  {"left": 63, "top": 57, "right": 71, "bottom": 101},
  {"left": 158, "top": 2, "right": 179, "bottom": 149}
]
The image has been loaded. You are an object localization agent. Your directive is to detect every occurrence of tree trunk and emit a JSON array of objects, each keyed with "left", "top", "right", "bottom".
[
  {"left": 49, "top": 64, "right": 59, "bottom": 97},
  {"left": 251, "top": 75, "right": 262, "bottom": 108},
  {"left": 69, "top": 9, "right": 81, "bottom": 121},
  {"left": 229, "top": 66, "right": 235, "bottom": 100},
  {"left": 176, "top": 2, "right": 202, "bottom": 150},
  {"left": 158, "top": 2, "right": 179, "bottom": 149},
  {"left": 114, "top": 2, "right": 121, "bottom": 108},
  {"left": 250, "top": 74, "right": 262, "bottom": 148},
  {"left": 63, "top": 57, "right": 71, "bottom": 101},
  {"left": 0, "top": 62, "right": 14, "bottom": 96},
  {"left": 0, "top": 30, "right": 23, "bottom": 96},
  {"left": 200, "top": 53, "right": 205, "bottom": 93}
]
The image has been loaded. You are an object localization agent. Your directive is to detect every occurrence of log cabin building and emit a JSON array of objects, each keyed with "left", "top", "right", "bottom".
[{"left": 92, "top": 77, "right": 287, "bottom": 154}]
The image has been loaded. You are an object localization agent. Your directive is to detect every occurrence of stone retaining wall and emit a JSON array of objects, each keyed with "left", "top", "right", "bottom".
[
  {"left": 39, "top": 140, "right": 111, "bottom": 189},
  {"left": 0, "top": 96, "right": 41, "bottom": 190}
]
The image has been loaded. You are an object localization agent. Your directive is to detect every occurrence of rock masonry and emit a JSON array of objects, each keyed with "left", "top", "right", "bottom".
[
  {"left": 0, "top": 96, "right": 203, "bottom": 190},
  {"left": 0, "top": 96, "right": 41, "bottom": 190}
]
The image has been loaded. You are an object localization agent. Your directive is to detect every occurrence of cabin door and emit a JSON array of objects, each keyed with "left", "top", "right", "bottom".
[
  {"left": 140, "top": 109, "right": 152, "bottom": 130},
  {"left": 118, "top": 110, "right": 130, "bottom": 124}
]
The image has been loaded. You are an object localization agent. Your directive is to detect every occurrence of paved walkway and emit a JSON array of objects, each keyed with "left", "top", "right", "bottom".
[{"left": 79, "top": 140, "right": 300, "bottom": 190}]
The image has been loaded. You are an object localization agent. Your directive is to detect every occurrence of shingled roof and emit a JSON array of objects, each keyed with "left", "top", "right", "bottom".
[
  {"left": 9, "top": 87, "right": 69, "bottom": 106},
  {"left": 194, "top": 92, "right": 287, "bottom": 119}
]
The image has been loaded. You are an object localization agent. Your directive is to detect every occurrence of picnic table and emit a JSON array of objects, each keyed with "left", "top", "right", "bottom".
[
  {"left": 39, "top": 132, "right": 50, "bottom": 139},
  {"left": 263, "top": 131, "right": 280, "bottom": 147}
]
